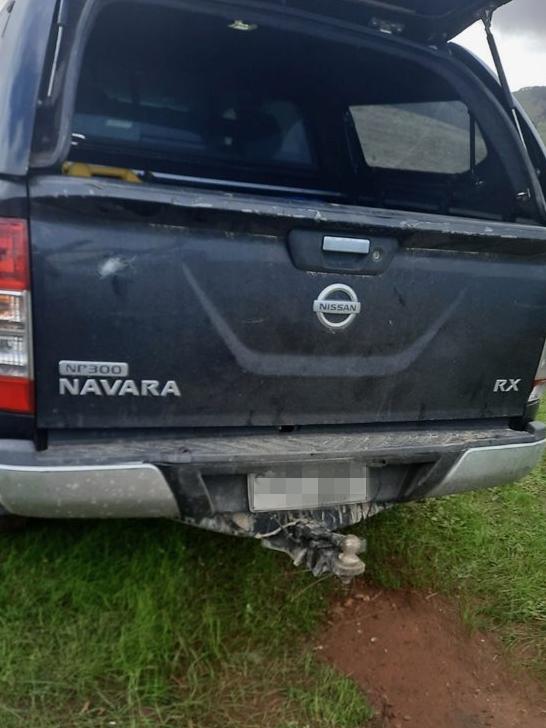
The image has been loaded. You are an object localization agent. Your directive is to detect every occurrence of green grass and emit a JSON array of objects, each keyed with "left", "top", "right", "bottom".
[{"left": 0, "top": 521, "right": 371, "bottom": 727}]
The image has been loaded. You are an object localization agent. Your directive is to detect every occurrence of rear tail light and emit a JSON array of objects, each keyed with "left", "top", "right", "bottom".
[
  {"left": 0, "top": 219, "right": 33, "bottom": 413},
  {"left": 531, "top": 339, "right": 546, "bottom": 403}
]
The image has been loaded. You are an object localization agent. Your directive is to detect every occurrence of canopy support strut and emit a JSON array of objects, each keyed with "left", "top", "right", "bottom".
[{"left": 481, "top": 8, "right": 526, "bottom": 146}]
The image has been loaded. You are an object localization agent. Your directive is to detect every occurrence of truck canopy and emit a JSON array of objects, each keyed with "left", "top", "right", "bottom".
[{"left": 243, "top": 0, "right": 512, "bottom": 42}]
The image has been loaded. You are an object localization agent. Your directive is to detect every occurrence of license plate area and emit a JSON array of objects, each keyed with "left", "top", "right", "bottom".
[{"left": 248, "top": 461, "right": 368, "bottom": 512}]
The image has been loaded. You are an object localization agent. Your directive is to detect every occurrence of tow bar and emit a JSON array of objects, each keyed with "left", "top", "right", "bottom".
[{"left": 260, "top": 521, "right": 367, "bottom": 583}]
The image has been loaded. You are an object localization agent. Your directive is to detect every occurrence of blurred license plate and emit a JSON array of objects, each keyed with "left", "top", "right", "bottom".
[{"left": 248, "top": 462, "right": 368, "bottom": 512}]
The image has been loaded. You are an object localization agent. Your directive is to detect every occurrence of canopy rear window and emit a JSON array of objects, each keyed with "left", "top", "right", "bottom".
[{"left": 67, "top": 1, "right": 517, "bottom": 220}]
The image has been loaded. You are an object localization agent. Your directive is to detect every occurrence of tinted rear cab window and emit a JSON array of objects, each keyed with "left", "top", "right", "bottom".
[
  {"left": 69, "top": 1, "right": 516, "bottom": 220},
  {"left": 351, "top": 101, "right": 487, "bottom": 174}
]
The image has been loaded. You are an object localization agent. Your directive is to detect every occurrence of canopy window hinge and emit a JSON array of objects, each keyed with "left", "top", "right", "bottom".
[
  {"left": 369, "top": 17, "right": 404, "bottom": 35},
  {"left": 481, "top": 8, "right": 526, "bottom": 147},
  {"left": 45, "top": 0, "right": 69, "bottom": 99}
]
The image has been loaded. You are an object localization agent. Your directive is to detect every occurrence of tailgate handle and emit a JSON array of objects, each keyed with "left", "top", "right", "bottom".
[{"left": 322, "top": 236, "right": 371, "bottom": 255}]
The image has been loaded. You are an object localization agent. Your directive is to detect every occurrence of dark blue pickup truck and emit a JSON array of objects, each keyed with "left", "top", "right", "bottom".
[{"left": 0, "top": 0, "right": 545, "bottom": 578}]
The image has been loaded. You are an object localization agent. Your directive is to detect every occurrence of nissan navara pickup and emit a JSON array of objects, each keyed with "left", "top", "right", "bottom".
[{"left": 1, "top": 0, "right": 546, "bottom": 577}]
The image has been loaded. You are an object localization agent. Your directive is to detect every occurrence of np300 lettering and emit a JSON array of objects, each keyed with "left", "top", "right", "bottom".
[{"left": 59, "top": 361, "right": 129, "bottom": 378}]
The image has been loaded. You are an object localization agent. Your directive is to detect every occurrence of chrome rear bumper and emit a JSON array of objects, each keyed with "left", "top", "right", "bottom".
[
  {"left": 0, "top": 463, "right": 179, "bottom": 519},
  {"left": 0, "top": 424, "right": 543, "bottom": 519},
  {"left": 430, "top": 437, "right": 545, "bottom": 497}
]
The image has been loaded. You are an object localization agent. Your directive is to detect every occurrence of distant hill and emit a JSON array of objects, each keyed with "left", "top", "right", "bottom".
[{"left": 515, "top": 86, "right": 546, "bottom": 143}]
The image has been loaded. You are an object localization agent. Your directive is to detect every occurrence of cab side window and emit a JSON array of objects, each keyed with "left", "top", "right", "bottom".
[{"left": 351, "top": 101, "right": 487, "bottom": 174}]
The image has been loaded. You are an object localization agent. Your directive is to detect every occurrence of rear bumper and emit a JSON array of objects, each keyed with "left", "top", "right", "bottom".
[
  {"left": 0, "top": 462, "right": 180, "bottom": 519},
  {"left": 429, "top": 437, "right": 545, "bottom": 497},
  {"left": 0, "top": 422, "right": 544, "bottom": 520}
]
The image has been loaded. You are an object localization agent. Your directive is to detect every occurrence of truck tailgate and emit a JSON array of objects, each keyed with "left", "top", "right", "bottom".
[{"left": 29, "top": 175, "right": 546, "bottom": 429}]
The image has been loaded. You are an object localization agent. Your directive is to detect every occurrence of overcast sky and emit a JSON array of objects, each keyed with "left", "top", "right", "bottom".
[{"left": 456, "top": 0, "right": 546, "bottom": 90}]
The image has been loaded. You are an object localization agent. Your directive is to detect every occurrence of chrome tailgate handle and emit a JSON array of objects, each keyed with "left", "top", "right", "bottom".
[{"left": 322, "top": 236, "right": 371, "bottom": 255}]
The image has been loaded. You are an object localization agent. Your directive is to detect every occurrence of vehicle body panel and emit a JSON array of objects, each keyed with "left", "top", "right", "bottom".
[{"left": 30, "top": 175, "right": 546, "bottom": 429}]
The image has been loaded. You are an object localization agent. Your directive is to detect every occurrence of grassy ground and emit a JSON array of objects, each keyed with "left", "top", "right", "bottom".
[
  {"left": 0, "top": 522, "right": 368, "bottom": 727},
  {"left": 0, "top": 427, "right": 545, "bottom": 725}
]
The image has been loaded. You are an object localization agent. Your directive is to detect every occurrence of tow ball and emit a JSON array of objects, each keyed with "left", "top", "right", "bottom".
[
  {"left": 261, "top": 521, "right": 367, "bottom": 583},
  {"left": 336, "top": 534, "right": 367, "bottom": 581}
]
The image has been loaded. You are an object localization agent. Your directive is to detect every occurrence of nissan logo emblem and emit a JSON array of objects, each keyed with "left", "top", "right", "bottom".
[{"left": 313, "top": 284, "right": 362, "bottom": 331}]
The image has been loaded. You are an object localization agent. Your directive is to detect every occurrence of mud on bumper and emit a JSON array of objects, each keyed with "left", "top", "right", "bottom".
[{"left": 0, "top": 422, "right": 543, "bottom": 522}]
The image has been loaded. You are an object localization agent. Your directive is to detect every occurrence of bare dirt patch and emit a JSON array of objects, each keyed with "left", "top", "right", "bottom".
[{"left": 320, "top": 587, "right": 546, "bottom": 728}]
